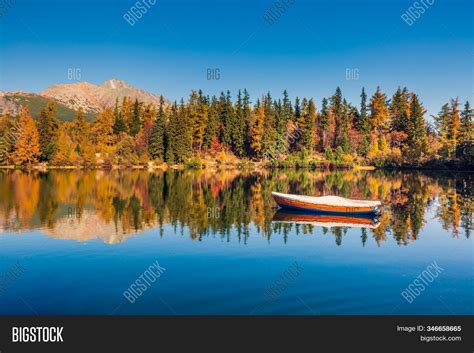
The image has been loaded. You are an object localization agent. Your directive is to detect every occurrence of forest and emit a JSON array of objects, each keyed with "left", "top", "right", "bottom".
[{"left": 0, "top": 86, "right": 472, "bottom": 169}]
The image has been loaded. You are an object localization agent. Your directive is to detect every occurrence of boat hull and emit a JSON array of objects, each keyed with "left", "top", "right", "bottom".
[
  {"left": 272, "top": 194, "right": 380, "bottom": 215},
  {"left": 272, "top": 210, "right": 380, "bottom": 229}
]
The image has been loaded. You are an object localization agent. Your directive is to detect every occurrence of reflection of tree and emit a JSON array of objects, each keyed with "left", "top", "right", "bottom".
[{"left": 0, "top": 169, "right": 471, "bottom": 245}]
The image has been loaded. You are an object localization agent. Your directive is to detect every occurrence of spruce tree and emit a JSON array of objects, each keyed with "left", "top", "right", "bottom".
[
  {"left": 458, "top": 101, "right": 473, "bottom": 159},
  {"left": 37, "top": 101, "right": 60, "bottom": 161},
  {"left": 447, "top": 98, "right": 461, "bottom": 158},
  {"left": 113, "top": 97, "right": 127, "bottom": 134},
  {"left": 408, "top": 94, "right": 426, "bottom": 160},
  {"left": 130, "top": 99, "right": 142, "bottom": 136},
  {"left": 204, "top": 96, "right": 219, "bottom": 150},
  {"left": 233, "top": 90, "right": 246, "bottom": 156},
  {"left": 434, "top": 103, "right": 450, "bottom": 156},
  {"left": 318, "top": 98, "right": 329, "bottom": 152},
  {"left": 331, "top": 87, "right": 343, "bottom": 147},
  {"left": 261, "top": 93, "right": 277, "bottom": 158},
  {"left": 302, "top": 98, "right": 316, "bottom": 153},
  {"left": 149, "top": 96, "right": 166, "bottom": 160}
]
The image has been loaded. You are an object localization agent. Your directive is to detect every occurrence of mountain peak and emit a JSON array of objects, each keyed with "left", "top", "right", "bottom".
[{"left": 101, "top": 79, "right": 130, "bottom": 90}]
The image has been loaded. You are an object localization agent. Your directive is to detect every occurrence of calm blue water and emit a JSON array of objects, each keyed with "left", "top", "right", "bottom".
[{"left": 0, "top": 170, "right": 472, "bottom": 315}]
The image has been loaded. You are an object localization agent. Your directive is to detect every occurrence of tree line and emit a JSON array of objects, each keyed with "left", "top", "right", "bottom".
[{"left": 0, "top": 87, "right": 472, "bottom": 168}]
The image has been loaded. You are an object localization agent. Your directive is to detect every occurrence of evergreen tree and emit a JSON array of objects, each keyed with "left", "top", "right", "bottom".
[
  {"left": 261, "top": 93, "right": 277, "bottom": 158},
  {"left": 243, "top": 89, "right": 252, "bottom": 154},
  {"left": 356, "top": 88, "right": 368, "bottom": 132},
  {"left": 149, "top": 96, "right": 166, "bottom": 160},
  {"left": 447, "top": 98, "right": 461, "bottom": 158},
  {"left": 318, "top": 98, "right": 329, "bottom": 151},
  {"left": 113, "top": 97, "right": 127, "bottom": 134},
  {"left": 204, "top": 96, "right": 219, "bottom": 150},
  {"left": 130, "top": 99, "right": 142, "bottom": 136},
  {"left": 302, "top": 98, "right": 316, "bottom": 153},
  {"left": 233, "top": 90, "right": 246, "bottom": 156},
  {"left": 390, "top": 87, "right": 409, "bottom": 132},
  {"left": 358, "top": 88, "right": 370, "bottom": 156},
  {"left": 433, "top": 103, "right": 450, "bottom": 156},
  {"left": 339, "top": 99, "right": 351, "bottom": 152},
  {"left": 37, "top": 101, "right": 60, "bottom": 161},
  {"left": 458, "top": 101, "right": 472, "bottom": 159},
  {"left": 331, "top": 87, "right": 343, "bottom": 147},
  {"left": 408, "top": 94, "right": 427, "bottom": 160}
]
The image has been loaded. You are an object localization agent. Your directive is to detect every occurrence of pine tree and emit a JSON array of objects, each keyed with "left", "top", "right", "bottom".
[
  {"left": 204, "top": 96, "right": 219, "bottom": 150},
  {"left": 166, "top": 102, "right": 178, "bottom": 163},
  {"left": 408, "top": 93, "right": 426, "bottom": 160},
  {"left": 130, "top": 99, "right": 142, "bottom": 136},
  {"left": 37, "top": 101, "right": 60, "bottom": 161},
  {"left": 318, "top": 98, "right": 329, "bottom": 151},
  {"left": 149, "top": 96, "right": 166, "bottom": 160},
  {"left": 446, "top": 98, "right": 461, "bottom": 158},
  {"left": 356, "top": 88, "right": 368, "bottom": 132},
  {"left": 390, "top": 87, "right": 409, "bottom": 132},
  {"left": 302, "top": 98, "right": 316, "bottom": 153},
  {"left": 458, "top": 101, "right": 472, "bottom": 159},
  {"left": 433, "top": 103, "right": 450, "bottom": 156},
  {"left": 261, "top": 93, "right": 277, "bottom": 157},
  {"left": 243, "top": 89, "right": 252, "bottom": 154},
  {"left": 331, "top": 87, "right": 343, "bottom": 147},
  {"left": 358, "top": 88, "right": 370, "bottom": 156},
  {"left": 12, "top": 107, "right": 41, "bottom": 166},
  {"left": 113, "top": 97, "right": 127, "bottom": 134},
  {"left": 339, "top": 99, "right": 351, "bottom": 152},
  {"left": 233, "top": 90, "right": 246, "bottom": 156}
]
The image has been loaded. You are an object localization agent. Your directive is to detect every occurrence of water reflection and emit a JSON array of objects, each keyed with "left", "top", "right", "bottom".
[{"left": 0, "top": 169, "right": 471, "bottom": 245}]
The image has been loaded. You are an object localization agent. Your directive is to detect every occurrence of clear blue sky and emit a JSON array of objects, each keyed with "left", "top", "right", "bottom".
[{"left": 0, "top": 0, "right": 472, "bottom": 116}]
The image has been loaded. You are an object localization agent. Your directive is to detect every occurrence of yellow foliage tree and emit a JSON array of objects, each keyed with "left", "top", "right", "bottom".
[
  {"left": 12, "top": 107, "right": 41, "bottom": 166},
  {"left": 369, "top": 87, "right": 389, "bottom": 135},
  {"left": 250, "top": 104, "right": 265, "bottom": 157}
]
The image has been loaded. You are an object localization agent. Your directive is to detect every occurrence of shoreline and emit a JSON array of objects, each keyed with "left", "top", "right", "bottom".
[{"left": 0, "top": 162, "right": 471, "bottom": 172}]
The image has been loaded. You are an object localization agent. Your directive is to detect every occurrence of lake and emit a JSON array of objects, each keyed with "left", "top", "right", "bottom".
[{"left": 0, "top": 169, "right": 472, "bottom": 315}]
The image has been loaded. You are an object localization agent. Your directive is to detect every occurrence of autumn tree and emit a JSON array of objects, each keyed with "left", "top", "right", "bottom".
[
  {"left": 92, "top": 108, "right": 115, "bottom": 153},
  {"left": 12, "top": 107, "right": 41, "bottom": 166},
  {"left": 250, "top": 100, "right": 265, "bottom": 158},
  {"left": 369, "top": 86, "right": 389, "bottom": 136}
]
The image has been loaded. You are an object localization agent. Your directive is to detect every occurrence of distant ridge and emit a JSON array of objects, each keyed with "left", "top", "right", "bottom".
[{"left": 0, "top": 79, "right": 166, "bottom": 120}]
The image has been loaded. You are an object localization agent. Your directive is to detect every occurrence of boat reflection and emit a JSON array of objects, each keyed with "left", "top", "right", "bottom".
[{"left": 272, "top": 209, "right": 381, "bottom": 229}]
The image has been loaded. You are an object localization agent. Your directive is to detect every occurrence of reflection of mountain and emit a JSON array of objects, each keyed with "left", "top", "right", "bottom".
[
  {"left": 43, "top": 210, "right": 152, "bottom": 244},
  {"left": 272, "top": 210, "right": 381, "bottom": 229},
  {"left": 0, "top": 169, "right": 471, "bottom": 246}
]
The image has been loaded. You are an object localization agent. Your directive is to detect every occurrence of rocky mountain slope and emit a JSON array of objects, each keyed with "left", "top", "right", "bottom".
[
  {"left": 41, "top": 79, "right": 164, "bottom": 114},
  {"left": 0, "top": 79, "right": 165, "bottom": 120}
]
